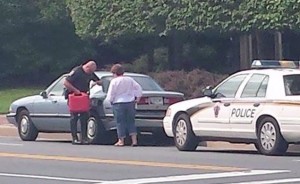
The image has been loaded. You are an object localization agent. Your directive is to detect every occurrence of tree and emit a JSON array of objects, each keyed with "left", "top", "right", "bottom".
[{"left": 0, "top": 0, "right": 94, "bottom": 87}]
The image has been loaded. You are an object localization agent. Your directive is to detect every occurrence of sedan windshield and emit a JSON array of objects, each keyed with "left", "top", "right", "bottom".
[{"left": 101, "top": 76, "right": 164, "bottom": 93}]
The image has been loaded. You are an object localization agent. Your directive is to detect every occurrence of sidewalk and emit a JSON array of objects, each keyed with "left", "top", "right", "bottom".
[{"left": 0, "top": 115, "right": 7, "bottom": 125}]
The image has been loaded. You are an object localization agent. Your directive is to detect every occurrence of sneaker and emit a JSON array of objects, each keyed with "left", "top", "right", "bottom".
[
  {"left": 72, "top": 139, "right": 81, "bottom": 145},
  {"left": 82, "top": 139, "right": 90, "bottom": 145}
]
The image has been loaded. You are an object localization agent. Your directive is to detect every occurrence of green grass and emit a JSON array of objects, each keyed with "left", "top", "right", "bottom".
[{"left": 0, "top": 88, "right": 41, "bottom": 114}]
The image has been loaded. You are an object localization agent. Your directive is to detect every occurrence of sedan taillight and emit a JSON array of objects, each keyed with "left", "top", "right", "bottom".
[
  {"left": 164, "top": 97, "right": 183, "bottom": 105},
  {"left": 137, "top": 97, "right": 149, "bottom": 105}
]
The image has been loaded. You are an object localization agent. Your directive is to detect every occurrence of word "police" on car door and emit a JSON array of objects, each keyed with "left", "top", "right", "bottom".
[{"left": 231, "top": 108, "right": 256, "bottom": 118}]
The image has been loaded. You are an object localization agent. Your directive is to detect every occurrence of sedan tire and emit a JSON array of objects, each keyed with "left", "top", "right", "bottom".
[
  {"left": 257, "top": 117, "right": 288, "bottom": 155},
  {"left": 174, "top": 114, "right": 198, "bottom": 151},
  {"left": 87, "top": 113, "right": 111, "bottom": 144},
  {"left": 17, "top": 109, "right": 38, "bottom": 141}
]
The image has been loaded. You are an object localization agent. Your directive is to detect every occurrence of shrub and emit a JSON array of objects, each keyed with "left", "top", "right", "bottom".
[{"left": 150, "top": 69, "right": 228, "bottom": 99}]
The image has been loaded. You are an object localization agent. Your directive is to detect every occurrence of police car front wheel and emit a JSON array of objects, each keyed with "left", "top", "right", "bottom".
[{"left": 174, "top": 114, "right": 198, "bottom": 151}]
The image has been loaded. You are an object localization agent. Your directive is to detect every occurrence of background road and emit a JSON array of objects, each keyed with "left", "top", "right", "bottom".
[{"left": 1, "top": 115, "right": 300, "bottom": 184}]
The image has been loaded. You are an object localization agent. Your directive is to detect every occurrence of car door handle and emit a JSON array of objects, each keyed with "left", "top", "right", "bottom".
[
  {"left": 52, "top": 100, "right": 57, "bottom": 103},
  {"left": 224, "top": 103, "right": 230, "bottom": 107},
  {"left": 253, "top": 103, "right": 260, "bottom": 107}
]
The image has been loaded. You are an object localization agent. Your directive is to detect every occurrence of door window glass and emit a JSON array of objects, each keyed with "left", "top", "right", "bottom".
[
  {"left": 214, "top": 74, "right": 248, "bottom": 98},
  {"left": 241, "top": 74, "right": 269, "bottom": 98},
  {"left": 48, "top": 76, "right": 66, "bottom": 96}
]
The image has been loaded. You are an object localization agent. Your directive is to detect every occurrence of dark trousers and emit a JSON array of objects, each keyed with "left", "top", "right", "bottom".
[{"left": 70, "top": 112, "right": 89, "bottom": 141}]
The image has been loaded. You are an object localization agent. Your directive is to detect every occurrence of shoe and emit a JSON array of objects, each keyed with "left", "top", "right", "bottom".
[
  {"left": 114, "top": 141, "right": 125, "bottom": 146},
  {"left": 72, "top": 139, "right": 81, "bottom": 145},
  {"left": 82, "top": 139, "right": 90, "bottom": 145},
  {"left": 131, "top": 143, "right": 138, "bottom": 147}
]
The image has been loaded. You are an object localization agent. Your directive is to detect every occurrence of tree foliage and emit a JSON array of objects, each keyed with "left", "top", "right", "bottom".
[
  {"left": 67, "top": 0, "right": 300, "bottom": 39},
  {"left": 0, "top": 0, "right": 94, "bottom": 87}
]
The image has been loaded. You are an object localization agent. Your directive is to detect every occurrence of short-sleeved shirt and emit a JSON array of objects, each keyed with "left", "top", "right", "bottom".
[{"left": 65, "top": 66, "right": 99, "bottom": 97}]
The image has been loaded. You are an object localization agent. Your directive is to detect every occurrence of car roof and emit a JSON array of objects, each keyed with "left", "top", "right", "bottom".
[
  {"left": 94, "top": 71, "right": 149, "bottom": 78},
  {"left": 235, "top": 68, "right": 300, "bottom": 76}
]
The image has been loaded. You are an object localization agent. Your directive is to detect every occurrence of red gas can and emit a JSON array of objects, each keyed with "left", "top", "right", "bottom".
[{"left": 68, "top": 92, "right": 90, "bottom": 112}]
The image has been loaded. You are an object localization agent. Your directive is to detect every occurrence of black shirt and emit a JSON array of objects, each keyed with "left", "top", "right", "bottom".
[{"left": 66, "top": 66, "right": 100, "bottom": 93}]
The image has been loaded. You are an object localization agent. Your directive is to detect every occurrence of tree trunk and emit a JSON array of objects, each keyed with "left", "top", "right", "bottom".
[
  {"left": 147, "top": 47, "right": 154, "bottom": 72},
  {"left": 254, "top": 31, "right": 274, "bottom": 59},
  {"left": 274, "top": 31, "right": 283, "bottom": 60},
  {"left": 239, "top": 34, "right": 252, "bottom": 69},
  {"left": 168, "top": 31, "right": 183, "bottom": 70}
]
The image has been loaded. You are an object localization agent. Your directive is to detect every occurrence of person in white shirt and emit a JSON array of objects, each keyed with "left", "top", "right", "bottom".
[{"left": 105, "top": 64, "right": 142, "bottom": 146}]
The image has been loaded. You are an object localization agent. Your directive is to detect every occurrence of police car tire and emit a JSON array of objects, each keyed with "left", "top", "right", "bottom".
[
  {"left": 87, "top": 113, "right": 109, "bottom": 144},
  {"left": 257, "top": 117, "right": 288, "bottom": 155},
  {"left": 174, "top": 114, "right": 198, "bottom": 151},
  {"left": 17, "top": 109, "right": 38, "bottom": 141}
]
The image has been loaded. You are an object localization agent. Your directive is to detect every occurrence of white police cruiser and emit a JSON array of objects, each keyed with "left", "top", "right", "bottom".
[{"left": 163, "top": 60, "right": 300, "bottom": 155}]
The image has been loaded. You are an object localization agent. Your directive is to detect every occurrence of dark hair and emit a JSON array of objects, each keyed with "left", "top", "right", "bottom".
[{"left": 110, "top": 64, "right": 124, "bottom": 76}]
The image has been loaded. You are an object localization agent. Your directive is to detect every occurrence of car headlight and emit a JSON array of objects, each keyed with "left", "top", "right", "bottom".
[
  {"left": 8, "top": 105, "right": 13, "bottom": 113},
  {"left": 165, "top": 108, "right": 171, "bottom": 117}
]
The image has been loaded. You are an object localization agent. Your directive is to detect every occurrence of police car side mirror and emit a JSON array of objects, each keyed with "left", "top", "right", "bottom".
[{"left": 203, "top": 87, "right": 213, "bottom": 97}]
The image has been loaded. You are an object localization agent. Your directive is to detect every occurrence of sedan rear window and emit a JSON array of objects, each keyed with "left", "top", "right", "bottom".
[{"left": 101, "top": 76, "right": 164, "bottom": 93}]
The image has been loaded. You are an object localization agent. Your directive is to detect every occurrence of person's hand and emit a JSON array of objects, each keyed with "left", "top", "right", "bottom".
[
  {"left": 96, "top": 80, "right": 102, "bottom": 85},
  {"left": 91, "top": 80, "right": 102, "bottom": 88},
  {"left": 74, "top": 89, "right": 81, "bottom": 95},
  {"left": 135, "top": 97, "right": 141, "bottom": 103}
]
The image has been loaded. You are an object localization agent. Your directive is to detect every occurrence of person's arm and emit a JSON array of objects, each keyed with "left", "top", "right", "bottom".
[
  {"left": 105, "top": 80, "right": 115, "bottom": 104},
  {"left": 90, "top": 73, "right": 102, "bottom": 88},
  {"left": 132, "top": 80, "right": 143, "bottom": 103},
  {"left": 64, "top": 79, "right": 81, "bottom": 94},
  {"left": 64, "top": 68, "right": 81, "bottom": 94}
]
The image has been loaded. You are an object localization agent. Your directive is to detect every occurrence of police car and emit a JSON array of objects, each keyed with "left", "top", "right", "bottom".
[{"left": 163, "top": 60, "right": 300, "bottom": 155}]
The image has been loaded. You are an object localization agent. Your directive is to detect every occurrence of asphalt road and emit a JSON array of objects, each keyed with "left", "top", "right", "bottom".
[{"left": 1, "top": 116, "right": 300, "bottom": 184}]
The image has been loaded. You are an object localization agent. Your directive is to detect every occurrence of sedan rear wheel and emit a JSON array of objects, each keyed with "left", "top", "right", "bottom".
[
  {"left": 257, "top": 117, "right": 288, "bottom": 155},
  {"left": 17, "top": 110, "right": 38, "bottom": 141},
  {"left": 174, "top": 114, "right": 198, "bottom": 151},
  {"left": 87, "top": 113, "right": 112, "bottom": 144}
]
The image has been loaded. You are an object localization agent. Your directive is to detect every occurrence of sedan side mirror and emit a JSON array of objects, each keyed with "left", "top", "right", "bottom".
[{"left": 40, "top": 91, "right": 48, "bottom": 99}]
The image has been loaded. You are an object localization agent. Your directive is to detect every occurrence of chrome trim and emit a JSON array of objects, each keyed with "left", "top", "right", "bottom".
[{"left": 6, "top": 113, "right": 16, "bottom": 117}]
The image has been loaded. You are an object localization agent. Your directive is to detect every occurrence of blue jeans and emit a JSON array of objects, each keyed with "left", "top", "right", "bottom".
[{"left": 112, "top": 102, "right": 137, "bottom": 138}]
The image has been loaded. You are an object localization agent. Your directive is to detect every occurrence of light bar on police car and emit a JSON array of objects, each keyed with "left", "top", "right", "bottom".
[{"left": 251, "top": 60, "right": 300, "bottom": 69}]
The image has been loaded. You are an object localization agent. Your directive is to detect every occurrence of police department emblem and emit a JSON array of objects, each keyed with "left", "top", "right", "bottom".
[{"left": 214, "top": 105, "right": 220, "bottom": 118}]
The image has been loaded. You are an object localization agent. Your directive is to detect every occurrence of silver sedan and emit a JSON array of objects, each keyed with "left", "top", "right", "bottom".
[{"left": 7, "top": 71, "right": 184, "bottom": 144}]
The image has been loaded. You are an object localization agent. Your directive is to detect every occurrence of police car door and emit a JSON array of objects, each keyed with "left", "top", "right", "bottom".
[
  {"left": 195, "top": 74, "right": 249, "bottom": 137},
  {"left": 229, "top": 74, "right": 268, "bottom": 139}
]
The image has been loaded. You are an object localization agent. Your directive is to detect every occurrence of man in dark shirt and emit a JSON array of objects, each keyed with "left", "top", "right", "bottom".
[{"left": 64, "top": 60, "right": 101, "bottom": 145}]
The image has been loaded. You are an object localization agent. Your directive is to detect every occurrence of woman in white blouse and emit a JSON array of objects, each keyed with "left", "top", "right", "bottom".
[{"left": 105, "top": 64, "right": 142, "bottom": 146}]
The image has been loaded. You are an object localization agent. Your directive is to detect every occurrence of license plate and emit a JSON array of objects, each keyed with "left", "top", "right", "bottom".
[{"left": 149, "top": 97, "right": 163, "bottom": 105}]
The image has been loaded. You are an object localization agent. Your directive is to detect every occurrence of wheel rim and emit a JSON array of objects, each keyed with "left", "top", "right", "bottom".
[
  {"left": 260, "top": 122, "right": 276, "bottom": 151},
  {"left": 175, "top": 119, "right": 187, "bottom": 146},
  {"left": 87, "top": 117, "right": 96, "bottom": 139},
  {"left": 20, "top": 116, "right": 29, "bottom": 134}
]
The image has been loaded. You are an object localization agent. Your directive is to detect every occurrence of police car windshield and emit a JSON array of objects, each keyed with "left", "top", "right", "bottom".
[{"left": 284, "top": 74, "right": 300, "bottom": 96}]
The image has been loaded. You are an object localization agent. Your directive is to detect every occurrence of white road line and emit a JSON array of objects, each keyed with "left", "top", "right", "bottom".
[
  {"left": 0, "top": 173, "right": 105, "bottom": 183},
  {"left": 98, "top": 170, "right": 289, "bottom": 184},
  {"left": 0, "top": 143, "right": 22, "bottom": 146},
  {"left": 228, "top": 178, "right": 300, "bottom": 184}
]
